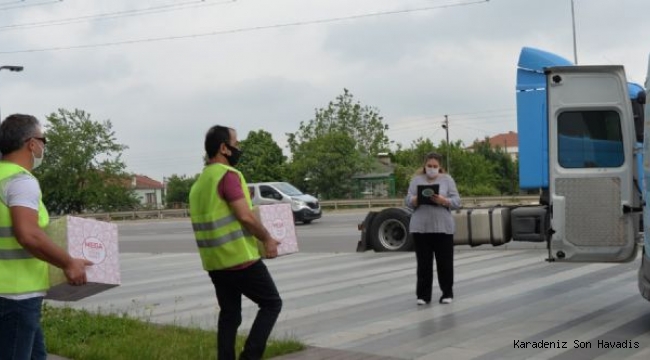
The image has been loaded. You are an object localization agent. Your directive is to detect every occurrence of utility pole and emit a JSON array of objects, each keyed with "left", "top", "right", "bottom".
[
  {"left": 442, "top": 115, "right": 450, "bottom": 174},
  {"left": 0, "top": 65, "right": 24, "bottom": 121},
  {"left": 571, "top": 0, "right": 578, "bottom": 64}
]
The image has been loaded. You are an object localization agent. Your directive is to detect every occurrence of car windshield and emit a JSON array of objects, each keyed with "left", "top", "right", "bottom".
[{"left": 273, "top": 183, "right": 304, "bottom": 196}]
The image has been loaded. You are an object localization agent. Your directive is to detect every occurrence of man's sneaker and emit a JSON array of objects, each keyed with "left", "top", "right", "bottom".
[
  {"left": 417, "top": 299, "right": 428, "bottom": 305},
  {"left": 439, "top": 297, "right": 453, "bottom": 304}
]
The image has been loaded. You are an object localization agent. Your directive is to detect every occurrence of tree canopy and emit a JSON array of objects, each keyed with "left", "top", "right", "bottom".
[
  {"left": 237, "top": 130, "right": 287, "bottom": 183},
  {"left": 391, "top": 138, "right": 438, "bottom": 194},
  {"left": 288, "top": 131, "right": 365, "bottom": 199},
  {"left": 286, "top": 89, "right": 390, "bottom": 198},
  {"left": 164, "top": 174, "right": 197, "bottom": 208},
  {"left": 287, "top": 89, "right": 390, "bottom": 157},
  {"left": 470, "top": 138, "right": 519, "bottom": 194},
  {"left": 36, "top": 109, "right": 138, "bottom": 214}
]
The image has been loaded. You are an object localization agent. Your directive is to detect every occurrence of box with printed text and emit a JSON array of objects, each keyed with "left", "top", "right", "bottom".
[
  {"left": 45, "top": 215, "right": 120, "bottom": 301},
  {"left": 254, "top": 203, "right": 299, "bottom": 257}
]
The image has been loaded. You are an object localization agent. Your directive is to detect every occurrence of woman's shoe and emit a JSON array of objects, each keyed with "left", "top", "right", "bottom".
[{"left": 439, "top": 296, "right": 453, "bottom": 304}]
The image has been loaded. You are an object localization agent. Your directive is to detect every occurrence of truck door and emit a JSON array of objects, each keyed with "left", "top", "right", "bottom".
[
  {"left": 546, "top": 65, "right": 639, "bottom": 262},
  {"left": 640, "top": 56, "right": 650, "bottom": 300}
]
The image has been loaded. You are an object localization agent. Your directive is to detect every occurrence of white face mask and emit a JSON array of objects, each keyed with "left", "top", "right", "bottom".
[
  {"left": 425, "top": 167, "right": 439, "bottom": 178},
  {"left": 32, "top": 143, "right": 45, "bottom": 169}
]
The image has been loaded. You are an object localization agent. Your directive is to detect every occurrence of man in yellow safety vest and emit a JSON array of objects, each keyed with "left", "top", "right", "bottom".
[
  {"left": 0, "top": 114, "right": 91, "bottom": 360},
  {"left": 189, "top": 125, "right": 282, "bottom": 360}
]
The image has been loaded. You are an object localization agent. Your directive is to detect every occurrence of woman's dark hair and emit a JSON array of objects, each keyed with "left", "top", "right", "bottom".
[
  {"left": 204, "top": 125, "right": 232, "bottom": 159},
  {"left": 424, "top": 152, "right": 443, "bottom": 162}
]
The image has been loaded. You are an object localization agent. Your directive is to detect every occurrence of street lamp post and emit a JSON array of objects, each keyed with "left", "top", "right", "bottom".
[
  {"left": 162, "top": 176, "right": 167, "bottom": 209},
  {"left": 442, "top": 114, "right": 450, "bottom": 174},
  {"left": 570, "top": 0, "right": 578, "bottom": 64},
  {"left": 0, "top": 65, "right": 24, "bottom": 121}
]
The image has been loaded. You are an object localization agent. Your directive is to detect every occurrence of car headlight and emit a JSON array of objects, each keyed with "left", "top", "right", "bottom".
[{"left": 291, "top": 199, "right": 306, "bottom": 209}]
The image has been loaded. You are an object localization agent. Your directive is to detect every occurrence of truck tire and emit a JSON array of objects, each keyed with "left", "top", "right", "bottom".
[{"left": 368, "top": 208, "right": 414, "bottom": 252}]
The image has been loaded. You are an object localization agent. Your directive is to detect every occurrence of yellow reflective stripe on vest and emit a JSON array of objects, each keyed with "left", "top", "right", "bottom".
[
  {"left": 195, "top": 228, "right": 252, "bottom": 248},
  {"left": 192, "top": 214, "right": 238, "bottom": 232},
  {"left": 0, "top": 248, "right": 33, "bottom": 259},
  {"left": 0, "top": 226, "right": 13, "bottom": 237}
]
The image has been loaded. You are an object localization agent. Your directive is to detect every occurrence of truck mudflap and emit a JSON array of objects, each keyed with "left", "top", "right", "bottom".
[
  {"left": 453, "top": 206, "right": 512, "bottom": 247},
  {"left": 639, "top": 248, "right": 650, "bottom": 301},
  {"left": 356, "top": 211, "right": 378, "bottom": 252}
]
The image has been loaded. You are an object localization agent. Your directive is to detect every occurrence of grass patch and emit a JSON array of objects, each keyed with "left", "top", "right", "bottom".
[{"left": 42, "top": 305, "right": 304, "bottom": 360}]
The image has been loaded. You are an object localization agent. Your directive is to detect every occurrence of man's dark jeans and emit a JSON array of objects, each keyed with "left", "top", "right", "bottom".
[
  {"left": 209, "top": 260, "right": 282, "bottom": 360},
  {"left": 0, "top": 296, "right": 47, "bottom": 360}
]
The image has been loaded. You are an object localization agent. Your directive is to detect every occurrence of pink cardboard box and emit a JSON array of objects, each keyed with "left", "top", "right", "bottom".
[
  {"left": 254, "top": 204, "right": 299, "bottom": 257},
  {"left": 45, "top": 215, "right": 120, "bottom": 301}
]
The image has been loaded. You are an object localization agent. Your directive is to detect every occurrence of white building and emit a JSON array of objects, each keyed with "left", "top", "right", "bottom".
[{"left": 131, "top": 175, "right": 164, "bottom": 209}]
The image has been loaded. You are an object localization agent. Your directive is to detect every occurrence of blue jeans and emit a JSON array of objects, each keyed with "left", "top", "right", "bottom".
[
  {"left": 0, "top": 296, "right": 47, "bottom": 360},
  {"left": 209, "top": 260, "right": 282, "bottom": 360}
]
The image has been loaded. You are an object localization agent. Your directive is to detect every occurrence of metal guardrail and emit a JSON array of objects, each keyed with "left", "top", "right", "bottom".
[
  {"left": 318, "top": 195, "right": 540, "bottom": 210},
  {"left": 71, "top": 208, "right": 190, "bottom": 221},
  {"left": 68, "top": 195, "right": 540, "bottom": 220}
]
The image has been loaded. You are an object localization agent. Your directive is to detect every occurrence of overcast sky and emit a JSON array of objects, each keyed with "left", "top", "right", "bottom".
[{"left": 0, "top": 0, "right": 647, "bottom": 182}]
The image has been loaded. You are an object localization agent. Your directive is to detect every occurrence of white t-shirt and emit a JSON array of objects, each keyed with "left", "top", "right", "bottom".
[{"left": 0, "top": 173, "right": 46, "bottom": 300}]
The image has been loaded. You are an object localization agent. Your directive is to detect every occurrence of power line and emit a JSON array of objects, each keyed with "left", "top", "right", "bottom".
[
  {"left": 0, "top": 0, "right": 489, "bottom": 54},
  {"left": 0, "top": 0, "right": 235, "bottom": 32},
  {"left": 389, "top": 109, "right": 515, "bottom": 132},
  {"left": 0, "top": 1, "right": 26, "bottom": 6},
  {"left": 0, "top": 0, "right": 62, "bottom": 11}
]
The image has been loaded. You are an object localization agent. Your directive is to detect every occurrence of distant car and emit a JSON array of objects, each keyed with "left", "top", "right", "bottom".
[{"left": 248, "top": 182, "right": 322, "bottom": 224}]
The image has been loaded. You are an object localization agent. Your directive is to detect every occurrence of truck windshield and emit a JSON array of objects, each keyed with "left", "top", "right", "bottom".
[{"left": 274, "top": 183, "right": 304, "bottom": 196}]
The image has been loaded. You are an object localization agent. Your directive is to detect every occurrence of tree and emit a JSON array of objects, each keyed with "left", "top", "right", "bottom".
[
  {"left": 237, "top": 130, "right": 287, "bottom": 183},
  {"left": 390, "top": 138, "right": 505, "bottom": 196},
  {"left": 471, "top": 138, "right": 519, "bottom": 194},
  {"left": 287, "top": 89, "right": 389, "bottom": 156},
  {"left": 286, "top": 89, "right": 390, "bottom": 197},
  {"left": 36, "top": 109, "right": 139, "bottom": 214},
  {"left": 440, "top": 140, "right": 500, "bottom": 196},
  {"left": 392, "top": 138, "right": 438, "bottom": 195},
  {"left": 164, "top": 174, "right": 198, "bottom": 207},
  {"left": 288, "top": 132, "right": 364, "bottom": 199}
]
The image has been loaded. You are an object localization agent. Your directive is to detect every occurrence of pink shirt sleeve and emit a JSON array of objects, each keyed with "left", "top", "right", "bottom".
[{"left": 218, "top": 171, "right": 245, "bottom": 202}]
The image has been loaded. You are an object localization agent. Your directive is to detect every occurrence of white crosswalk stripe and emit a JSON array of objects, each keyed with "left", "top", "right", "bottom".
[{"left": 47, "top": 249, "right": 650, "bottom": 360}]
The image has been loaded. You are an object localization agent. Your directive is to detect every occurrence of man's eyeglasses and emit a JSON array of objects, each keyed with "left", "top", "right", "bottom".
[{"left": 25, "top": 137, "right": 47, "bottom": 145}]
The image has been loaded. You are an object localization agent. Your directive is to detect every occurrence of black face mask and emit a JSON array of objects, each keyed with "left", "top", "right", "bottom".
[{"left": 224, "top": 143, "right": 243, "bottom": 166}]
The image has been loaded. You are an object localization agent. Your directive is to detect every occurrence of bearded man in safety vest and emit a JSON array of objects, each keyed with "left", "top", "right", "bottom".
[
  {"left": 190, "top": 125, "right": 282, "bottom": 360},
  {"left": 0, "top": 114, "right": 91, "bottom": 360}
]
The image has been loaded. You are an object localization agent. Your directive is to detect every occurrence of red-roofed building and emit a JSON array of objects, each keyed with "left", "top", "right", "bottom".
[
  {"left": 469, "top": 131, "right": 519, "bottom": 161},
  {"left": 131, "top": 175, "right": 164, "bottom": 209}
]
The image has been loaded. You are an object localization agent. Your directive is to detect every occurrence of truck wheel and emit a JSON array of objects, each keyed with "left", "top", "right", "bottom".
[{"left": 369, "top": 208, "right": 413, "bottom": 252}]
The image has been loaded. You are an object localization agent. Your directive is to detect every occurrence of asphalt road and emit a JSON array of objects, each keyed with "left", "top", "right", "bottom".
[{"left": 117, "top": 209, "right": 371, "bottom": 253}]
